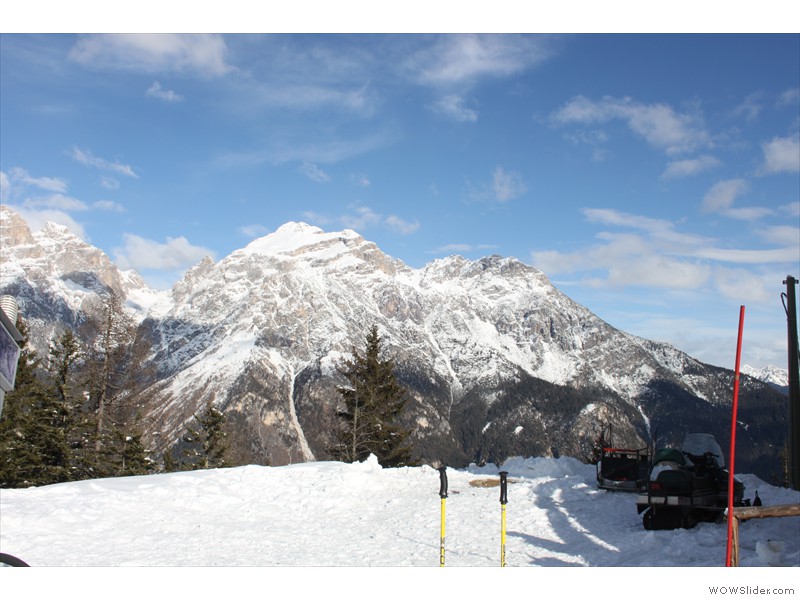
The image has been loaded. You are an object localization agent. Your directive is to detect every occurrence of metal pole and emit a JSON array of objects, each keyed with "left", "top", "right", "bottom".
[
  {"left": 726, "top": 306, "right": 745, "bottom": 567},
  {"left": 783, "top": 276, "right": 800, "bottom": 490},
  {"left": 438, "top": 467, "right": 447, "bottom": 567},
  {"left": 499, "top": 471, "right": 508, "bottom": 567}
]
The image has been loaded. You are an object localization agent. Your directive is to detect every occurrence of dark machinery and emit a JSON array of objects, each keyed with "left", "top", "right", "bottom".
[
  {"left": 636, "top": 433, "right": 744, "bottom": 530},
  {"left": 596, "top": 446, "right": 650, "bottom": 492}
]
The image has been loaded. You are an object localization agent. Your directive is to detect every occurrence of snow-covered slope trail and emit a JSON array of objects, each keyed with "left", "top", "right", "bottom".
[{"left": 1, "top": 456, "right": 798, "bottom": 598}]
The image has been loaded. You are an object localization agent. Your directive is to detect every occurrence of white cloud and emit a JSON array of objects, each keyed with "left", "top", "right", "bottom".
[
  {"left": 239, "top": 224, "right": 271, "bottom": 238},
  {"left": 661, "top": 155, "right": 721, "bottom": 179},
  {"left": 385, "top": 215, "right": 420, "bottom": 235},
  {"left": 532, "top": 229, "right": 712, "bottom": 290},
  {"left": 583, "top": 208, "right": 708, "bottom": 248},
  {"left": 8, "top": 167, "right": 68, "bottom": 193},
  {"left": 563, "top": 129, "right": 610, "bottom": 162},
  {"left": 350, "top": 173, "right": 371, "bottom": 187},
  {"left": 731, "top": 93, "right": 763, "bottom": 122},
  {"left": 69, "top": 146, "right": 139, "bottom": 178},
  {"left": 2, "top": 168, "right": 126, "bottom": 234},
  {"left": 304, "top": 207, "right": 419, "bottom": 235},
  {"left": 409, "top": 34, "right": 555, "bottom": 88},
  {"left": 531, "top": 207, "right": 796, "bottom": 293},
  {"left": 700, "top": 179, "right": 776, "bottom": 221},
  {"left": 694, "top": 247, "right": 798, "bottom": 264},
  {"left": 299, "top": 161, "right": 330, "bottom": 183},
  {"left": 300, "top": 211, "right": 333, "bottom": 226},
  {"left": 22, "top": 193, "right": 88, "bottom": 212},
  {"left": 434, "top": 243, "right": 473, "bottom": 253},
  {"left": 492, "top": 167, "right": 526, "bottom": 202},
  {"left": 216, "top": 130, "right": 397, "bottom": 170},
  {"left": 605, "top": 252, "right": 711, "bottom": 289},
  {"left": 755, "top": 224, "right": 800, "bottom": 247},
  {"left": 720, "top": 206, "right": 774, "bottom": 221},
  {"left": 776, "top": 88, "right": 800, "bottom": 107},
  {"left": 432, "top": 95, "right": 478, "bottom": 123},
  {"left": 69, "top": 34, "right": 232, "bottom": 77},
  {"left": 226, "top": 37, "right": 380, "bottom": 116},
  {"left": 340, "top": 206, "right": 382, "bottom": 231},
  {"left": 431, "top": 243, "right": 498, "bottom": 255},
  {"left": 701, "top": 179, "right": 748, "bottom": 213},
  {"left": 761, "top": 135, "right": 800, "bottom": 174},
  {"left": 100, "top": 176, "right": 120, "bottom": 190},
  {"left": 113, "top": 234, "right": 215, "bottom": 271},
  {"left": 469, "top": 167, "right": 526, "bottom": 203},
  {"left": 247, "top": 82, "right": 377, "bottom": 116},
  {"left": 782, "top": 201, "right": 800, "bottom": 217},
  {"left": 92, "top": 200, "right": 126, "bottom": 213},
  {"left": 713, "top": 266, "right": 773, "bottom": 303},
  {"left": 0, "top": 172, "right": 9, "bottom": 201},
  {"left": 552, "top": 95, "right": 709, "bottom": 155},
  {"left": 145, "top": 81, "right": 184, "bottom": 103}
]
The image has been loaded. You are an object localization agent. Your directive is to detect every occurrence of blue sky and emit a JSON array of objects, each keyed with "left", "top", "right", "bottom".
[{"left": 1, "top": 25, "right": 799, "bottom": 371}]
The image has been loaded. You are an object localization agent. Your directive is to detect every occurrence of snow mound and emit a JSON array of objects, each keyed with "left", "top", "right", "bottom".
[
  {"left": 2, "top": 456, "right": 798, "bottom": 570},
  {"left": 2, "top": 456, "right": 798, "bottom": 598},
  {"left": 467, "top": 455, "right": 591, "bottom": 481}
]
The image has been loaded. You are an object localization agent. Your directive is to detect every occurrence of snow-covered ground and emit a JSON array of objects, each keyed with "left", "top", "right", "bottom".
[{"left": 1, "top": 456, "right": 798, "bottom": 597}]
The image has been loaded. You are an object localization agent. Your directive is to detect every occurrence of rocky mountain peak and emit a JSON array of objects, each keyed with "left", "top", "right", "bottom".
[
  {"left": 0, "top": 209, "right": 789, "bottom": 477},
  {"left": 241, "top": 221, "right": 358, "bottom": 258},
  {"left": 1, "top": 205, "right": 37, "bottom": 248}
]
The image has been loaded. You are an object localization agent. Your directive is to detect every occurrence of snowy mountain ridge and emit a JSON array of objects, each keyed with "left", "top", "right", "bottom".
[
  {"left": 742, "top": 364, "right": 790, "bottom": 390},
  {"left": 0, "top": 205, "right": 790, "bottom": 476}
]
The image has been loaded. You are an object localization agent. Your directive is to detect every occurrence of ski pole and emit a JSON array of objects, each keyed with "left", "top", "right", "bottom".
[
  {"left": 499, "top": 471, "right": 508, "bottom": 567},
  {"left": 438, "top": 466, "right": 448, "bottom": 567}
]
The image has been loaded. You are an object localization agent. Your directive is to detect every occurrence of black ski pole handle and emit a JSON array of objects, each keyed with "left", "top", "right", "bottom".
[
  {"left": 499, "top": 471, "right": 508, "bottom": 505},
  {"left": 438, "top": 466, "right": 448, "bottom": 498}
]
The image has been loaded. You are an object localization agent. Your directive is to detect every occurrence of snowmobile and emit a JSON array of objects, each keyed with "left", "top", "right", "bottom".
[
  {"left": 596, "top": 446, "right": 650, "bottom": 492},
  {"left": 636, "top": 433, "right": 744, "bottom": 530}
]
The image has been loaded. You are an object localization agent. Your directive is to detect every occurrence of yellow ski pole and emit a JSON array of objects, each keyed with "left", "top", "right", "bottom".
[
  {"left": 438, "top": 466, "right": 448, "bottom": 567},
  {"left": 499, "top": 471, "right": 508, "bottom": 567}
]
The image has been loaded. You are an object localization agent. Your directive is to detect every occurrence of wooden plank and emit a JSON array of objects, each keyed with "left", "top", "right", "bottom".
[
  {"left": 731, "top": 503, "right": 800, "bottom": 521},
  {"left": 729, "top": 503, "right": 799, "bottom": 567}
]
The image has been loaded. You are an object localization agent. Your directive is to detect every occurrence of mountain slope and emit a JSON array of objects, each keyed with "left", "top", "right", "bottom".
[
  {"left": 0, "top": 207, "right": 789, "bottom": 479},
  {"left": 0, "top": 205, "right": 167, "bottom": 347}
]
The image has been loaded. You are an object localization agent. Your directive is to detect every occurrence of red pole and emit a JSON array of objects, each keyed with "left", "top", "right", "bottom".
[{"left": 725, "top": 305, "right": 745, "bottom": 567}]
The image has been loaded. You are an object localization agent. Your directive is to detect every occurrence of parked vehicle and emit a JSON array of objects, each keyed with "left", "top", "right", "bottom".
[
  {"left": 596, "top": 446, "right": 650, "bottom": 492},
  {"left": 636, "top": 433, "right": 744, "bottom": 530}
]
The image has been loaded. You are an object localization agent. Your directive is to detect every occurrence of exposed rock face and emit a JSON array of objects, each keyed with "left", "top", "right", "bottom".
[{"left": 0, "top": 206, "right": 788, "bottom": 478}]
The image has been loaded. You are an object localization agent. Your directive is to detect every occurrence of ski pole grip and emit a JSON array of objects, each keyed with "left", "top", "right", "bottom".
[
  {"left": 499, "top": 471, "right": 508, "bottom": 505},
  {"left": 438, "top": 466, "right": 448, "bottom": 498}
]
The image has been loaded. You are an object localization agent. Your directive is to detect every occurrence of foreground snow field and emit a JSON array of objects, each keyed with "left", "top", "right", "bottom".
[{"left": 1, "top": 456, "right": 798, "bottom": 596}]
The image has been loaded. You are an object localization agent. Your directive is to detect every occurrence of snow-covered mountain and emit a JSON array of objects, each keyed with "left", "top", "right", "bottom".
[
  {"left": 0, "top": 206, "right": 789, "bottom": 478},
  {"left": 0, "top": 205, "right": 168, "bottom": 339},
  {"left": 742, "top": 364, "right": 790, "bottom": 394}
]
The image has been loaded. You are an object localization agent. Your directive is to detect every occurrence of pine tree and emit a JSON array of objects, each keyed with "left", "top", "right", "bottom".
[
  {"left": 107, "top": 428, "right": 152, "bottom": 476},
  {"left": 81, "top": 290, "right": 153, "bottom": 468},
  {"left": 163, "top": 448, "right": 178, "bottom": 473},
  {"left": 182, "top": 401, "right": 228, "bottom": 470},
  {"left": 47, "top": 328, "right": 96, "bottom": 479},
  {"left": 329, "top": 325, "right": 414, "bottom": 467},
  {"left": 0, "top": 319, "right": 70, "bottom": 487},
  {"left": 0, "top": 315, "right": 156, "bottom": 487},
  {"left": 49, "top": 328, "right": 81, "bottom": 409}
]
